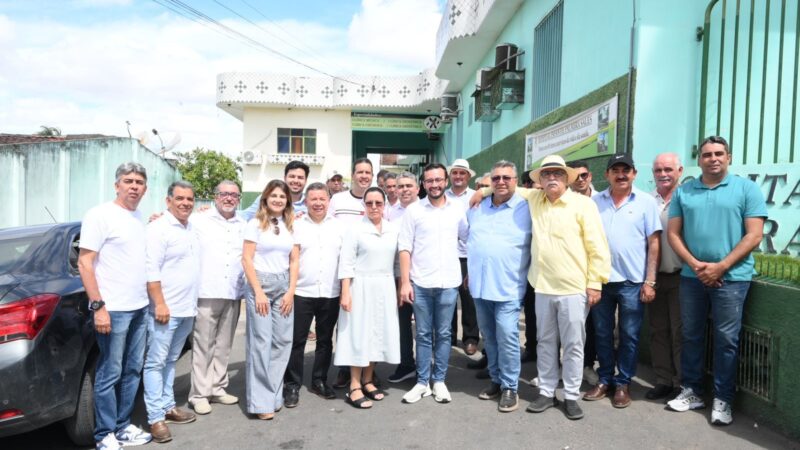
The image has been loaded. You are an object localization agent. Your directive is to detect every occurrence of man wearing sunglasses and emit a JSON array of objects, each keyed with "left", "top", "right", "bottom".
[
  {"left": 584, "top": 154, "right": 661, "bottom": 409},
  {"left": 567, "top": 160, "right": 597, "bottom": 197},
  {"left": 188, "top": 181, "right": 247, "bottom": 416}
]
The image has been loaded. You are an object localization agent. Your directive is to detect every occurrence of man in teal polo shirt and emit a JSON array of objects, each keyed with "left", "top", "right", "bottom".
[{"left": 666, "top": 136, "right": 767, "bottom": 426}]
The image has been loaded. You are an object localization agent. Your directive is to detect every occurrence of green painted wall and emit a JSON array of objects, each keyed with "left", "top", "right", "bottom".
[{"left": 466, "top": 72, "right": 634, "bottom": 189}]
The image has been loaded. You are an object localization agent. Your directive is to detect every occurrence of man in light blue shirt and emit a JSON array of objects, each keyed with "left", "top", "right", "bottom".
[
  {"left": 467, "top": 161, "right": 531, "bottom": 413},
  {"left": 584, "top": 154, "right": 661, "bottom": 409}
]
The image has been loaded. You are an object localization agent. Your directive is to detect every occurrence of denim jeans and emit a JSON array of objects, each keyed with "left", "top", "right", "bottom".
[
  {"left": 680, "top": 276, "right": 750, "bottom": 404},
  {"left": 143, "top": 314, "right": 195, "bottom": 424},
  {"left": 93, "top": 306, "right": 147, "bottom": 442},
  {"left": 412, "top": 285, "right": 458, "bottom": 385},
  {"left": 474, "top": 298, "right": 522, "bottom": 391},
  {"left": 593, "top": 281, "right": 644, "bottom": 386}
]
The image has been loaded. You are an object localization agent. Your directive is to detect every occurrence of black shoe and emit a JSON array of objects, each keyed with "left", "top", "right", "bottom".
[
  {"left": 526, "top": 394, "right": 558, "bottom": 413},
  {"left": 284, "top": 387, "right": 299, "bottom": 408},
  {"left": 645, "top": 383, "right": 675, "bottom": 400},
  {"left": 498, "top": 389, "right": 519, "bottom": 413},
  {"left": 478, "top": 382, "right": 501, "bottom": 400},
  {"left": 475, "top": 368, "right": 490, "bottom": 380},
  {"left": 388, "top": 366, "right": 417, "bottom": 383},
  {"left": 332, "top": 369, "right": 350, "bottom": 389},
  {"left": 311, "top": 380, "right": 336, "bottom": 399},
  {"left": 564, "top": 399, "right": 584, "bottom": 420},
  {"left": 467, "top": 354, "right": 488, "bottom": 370},
  {"left": 520, "top": 349, "right": 536, "bottom": 363}
]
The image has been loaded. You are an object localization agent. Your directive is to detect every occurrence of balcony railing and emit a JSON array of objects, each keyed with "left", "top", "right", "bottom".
[{"left": 266, "top": 153, "right": 326, "bottom": 166}]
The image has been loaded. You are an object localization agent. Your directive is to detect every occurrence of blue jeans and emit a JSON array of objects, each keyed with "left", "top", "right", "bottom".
[
  {"left": 474, "top": 298, "right": 522, "bottom": 391},
  {"left": 593, "top": 281, "right": 644, "bottom": 386},
  {"left": 93, "top": 306, "right": 147, "bottom": 442},
  {"left": 680, "top": 276, "right": 750, "bottom": 404},
  {"left": 143, "top": 314, "right": 195, "bottom": 424},
  {"left": 412, "top": 285, "right": 458, "bottom": 385}
]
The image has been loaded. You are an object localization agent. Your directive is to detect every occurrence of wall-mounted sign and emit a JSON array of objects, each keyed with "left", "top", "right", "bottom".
[
  {"left": 351, "top": 113, "right": 443, "bottom": 133},
  {"left": 525, "top": 96, "right": 618, "bottom": 170}
]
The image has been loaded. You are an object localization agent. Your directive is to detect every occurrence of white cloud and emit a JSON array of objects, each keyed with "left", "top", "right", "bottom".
[{"left": 0, "top": 2, "right": 442, "bottom": 156}]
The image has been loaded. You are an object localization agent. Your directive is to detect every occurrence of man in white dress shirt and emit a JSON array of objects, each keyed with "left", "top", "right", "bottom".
[
  {"left": 143, "top": 181, "right": 201, "bottom": 443},
  {"left": 399, "top": 163, "right": 469, "bottom": 404},
  {"left": 284, "top": 182, "right": 345, "bottom": 406},
  {"left": 188, "top": 180, "right": 247, "bottom": 415}
]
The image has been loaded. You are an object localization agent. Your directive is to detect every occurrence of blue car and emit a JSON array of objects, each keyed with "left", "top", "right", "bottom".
[{"left": 0, "top": 222, "right": 96, "bottom": 445}]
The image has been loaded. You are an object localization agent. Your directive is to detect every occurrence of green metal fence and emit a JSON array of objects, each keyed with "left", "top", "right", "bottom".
[{"left": 699, "top": 0, "right": 800, "bottom": 164}]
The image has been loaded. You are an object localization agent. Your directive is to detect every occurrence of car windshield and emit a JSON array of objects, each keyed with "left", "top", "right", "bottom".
[{"left": 0, "top": 234, "right": 45, "bottom": 273}]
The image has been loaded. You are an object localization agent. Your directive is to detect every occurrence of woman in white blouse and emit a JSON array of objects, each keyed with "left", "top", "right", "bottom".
[
  {"left": 334, "top": 187, "right": 400, "bottom": 409},
  {"left": 242, "top": 180, "right": 299, "bottom": 420}
]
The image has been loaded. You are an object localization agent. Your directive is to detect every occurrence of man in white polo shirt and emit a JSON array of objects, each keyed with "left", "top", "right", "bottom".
[
  {"left": 188, "top": 180, "right": 247, "bottom": 415},
  {"left": 399, "top": 163, "right": 469, "bottom": 404},
  {"left": 78, "top": 162, "right": 153, "bottom": 450},
  {"left": 284, "top": 182, "right": 345, "bottom": 407},
  {"left": 143, "top": 181, "right": 201, "bottom": 443}
]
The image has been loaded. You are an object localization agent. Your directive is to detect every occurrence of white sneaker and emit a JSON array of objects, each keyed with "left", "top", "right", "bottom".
[
  {"left": 402, "top": 383, "right": 432, "bottom": 404},
  {"left": 583, "top": 366, "right": 599, "bottom": 385},
  {"left": 210, "top": 393, "right": 239, "bottom": 405},
  {"left": 711, "top": 398, "right": 733, "bottom": 425},
  {"left": 191, "top": 398, "right": 212, "bottom": 415},
  {"left": 667, "top": 387, "right": 706, "bottom": 412},
  {"left": 114, "top": 425, "right": 152, "bottom": 447},
  {"left": 97, "top": 433, "right": 122, "bottom": 450},
  {"left": 432, "top": 382, "right": 452, "bottom": 403}
]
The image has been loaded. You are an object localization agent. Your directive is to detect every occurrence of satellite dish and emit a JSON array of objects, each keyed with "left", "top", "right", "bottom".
[
  {"left": 163, "top": 132, "right": 182, "bottom": 152},
  {"left": 135, "top": 130, "right": 150, "bottom": 146}
]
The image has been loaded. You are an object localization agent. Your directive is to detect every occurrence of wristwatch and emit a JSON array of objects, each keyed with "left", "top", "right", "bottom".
[
  {"left": 89, "top": 300, "right": 106, "bottom": 311},
  {"left": 644, "top": 280, "right": 657, "bottom": 288}
]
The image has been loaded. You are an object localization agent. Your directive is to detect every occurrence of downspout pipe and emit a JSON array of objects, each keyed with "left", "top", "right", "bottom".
[{"left": 623, "top": 0, "right": 637, "bottom": 155}]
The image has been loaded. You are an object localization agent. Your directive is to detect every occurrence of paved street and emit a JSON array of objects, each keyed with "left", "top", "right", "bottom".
[{"left": 2, "top": 312, "right": 798, "bottom": 450}]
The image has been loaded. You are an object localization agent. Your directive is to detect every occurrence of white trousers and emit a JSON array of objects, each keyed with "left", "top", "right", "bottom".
[{"left": 535, "top": 292, "right": 588, "bottom": 401}]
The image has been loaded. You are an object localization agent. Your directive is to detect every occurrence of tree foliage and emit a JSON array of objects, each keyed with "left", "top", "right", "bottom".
[
  {"left": 173, "top": 147, "right": 241, "bottom": 199},
  {"left": 36, "top": 125, "right": 62, "bottom": 136}
]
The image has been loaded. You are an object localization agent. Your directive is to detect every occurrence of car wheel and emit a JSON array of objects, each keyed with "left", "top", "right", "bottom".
[{"left": 63, "top": 358, "right": 96, "bottom": 446}]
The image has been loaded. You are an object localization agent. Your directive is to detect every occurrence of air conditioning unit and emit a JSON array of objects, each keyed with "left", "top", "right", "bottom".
[
  {"left": 440, "top": 94, "right": 459, "bottom": 118},
  {"left": 495, "top": 43, "right": 519, "bottom": 71},
  {"left": 241, "top": 150, "right": 262, "bottom": 165},
  {"left": 477, "top": 67, "right": 493, "bottom": 90}
]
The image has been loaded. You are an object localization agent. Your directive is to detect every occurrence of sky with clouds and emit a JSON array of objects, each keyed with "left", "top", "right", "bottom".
[{"left": 0, "top": 0, "right": 443, "bottom": 155}]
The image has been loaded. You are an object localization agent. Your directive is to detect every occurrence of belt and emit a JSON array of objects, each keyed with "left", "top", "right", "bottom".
[{"left": 658, "top": 270, "right": 681, "bottom": 276}]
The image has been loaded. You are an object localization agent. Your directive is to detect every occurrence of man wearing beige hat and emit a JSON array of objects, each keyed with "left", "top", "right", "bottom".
[
  {"left": 445, "top": 158, "right": 480, "bottom": 355},
  {"left": 326, "top": 171, "right": 344, "bottom": 195},
  {"left": 472, "top": 154, "right": 610, "bottom": 419}
]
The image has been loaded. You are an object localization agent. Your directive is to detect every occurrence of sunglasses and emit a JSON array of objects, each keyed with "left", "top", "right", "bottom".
[
  {"left": 477, "top": 183, "right": 490, "bottom": 188},
  {"left": 577, "top": 172, "right": 590, "bottom": 180},
  {"left": 491, "top": 175, "right": 515, "bottom": 183},
  {"left": 269, "top": 217, "right": 280, "bottom": 235},
  {"left": 365, "top": 201, "right": 384, "bottom": 208}
]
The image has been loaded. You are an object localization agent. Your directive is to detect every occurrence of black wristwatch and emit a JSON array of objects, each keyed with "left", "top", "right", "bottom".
[{"left": 89, "top": 300, "right": 106, "bottom": 311}]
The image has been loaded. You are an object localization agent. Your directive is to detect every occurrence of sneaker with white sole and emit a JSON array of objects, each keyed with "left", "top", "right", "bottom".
[
  {"left": 432, "top": 382, "right": 452, "bottom": 403},
  {"left": 711, "top": 398, "right": 733, "bottom": 426},
  {"left": 114, "top": 425, "right": 152, "bottom": 447},
  {"left": 191, "top": 398, "right": 212, "bottom": 415},
  {"left": 402, "top": 383, "right": 432, "bottom": 404},
  {"left": 667, "top": 387, "right": 706, "bottom": 412},
  {"left": 210, "top": 393, "right": 239, "bottom": 405},
  {"left": 97, "top": 433, "right": 122, "bottom": 450}
]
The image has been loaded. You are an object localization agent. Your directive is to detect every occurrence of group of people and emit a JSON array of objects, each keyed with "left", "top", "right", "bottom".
[{"left": 79, "top": 135, "right": 766, "bottom": 450}]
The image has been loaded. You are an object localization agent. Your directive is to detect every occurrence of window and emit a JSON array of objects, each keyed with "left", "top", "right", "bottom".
[
  {"left": 532, "top": 1, "right": 563, "bottom": 120},
  {"left": 277, "top": 128, "right": 316, "bottom": 154}
]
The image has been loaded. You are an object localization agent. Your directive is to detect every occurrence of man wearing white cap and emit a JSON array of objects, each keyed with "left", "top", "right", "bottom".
[
  {"left": 444, "top": 159, "right": 480, "bottom": 355},
  {"left": 327, "top": 171, "right": 344, "bottom": 195}
]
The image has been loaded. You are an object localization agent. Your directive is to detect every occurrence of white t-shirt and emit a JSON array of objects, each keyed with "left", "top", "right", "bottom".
[
  {"left": 328, "top": 190, "right": 366, "bottom": 225},
  {"left": 243, "top": 217, "right": 295, "bottom": 274},
  {"left": 80, "top": 201, "right": 148, "bottom": 311}
]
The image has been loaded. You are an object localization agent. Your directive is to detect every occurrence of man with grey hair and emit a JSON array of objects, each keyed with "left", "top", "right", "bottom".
[
  {"left": 79, "top": 162, "right": 153, "bottom": 449},
  {"left": 188, "top": 180, "right": 247, "bottom": 415},
  {"left": 387, "top": 171, "right": 420, "bottom": 383},
  {"left": 143, "top": 180, "right": 201, "bottom": 443},
  {"left": 468, "top": 160, "right": 531, "bottom": 412},
  {"left": 645, "top": 153, "right": 685, "bottom": 401}
]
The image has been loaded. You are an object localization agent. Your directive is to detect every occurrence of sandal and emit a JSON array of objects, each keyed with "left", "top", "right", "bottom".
[
  {"left": 345, "top": 387, "right": 372, "bottom": 409},
  {"left": 362, "top": 381, "right": 385, "bottom": 401}
]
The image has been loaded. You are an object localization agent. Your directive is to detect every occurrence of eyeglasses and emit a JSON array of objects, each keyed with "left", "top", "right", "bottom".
[
  {"left": 365, "top": 201, "right": 384, "bottom": 208},
  {"left": 577, "top": 172, "right": 590, "bottom": 180},
  {"left": 540, "top": 170, "right": 566, "bottom": 178},
  {"left": 269, "top": 217, "right": 280, "bottom": 235},
  {"left": 476, "top": 183, "right": 490, "bottom": 188},
  {"left": 423, "top": 177, "right": 446, "bottom": 185},
  {"left": 491, "top": 175, "right": 515, "bottom": 183},
  {"left": 216, "top": 192, "right": 241, "bottom": 199}
]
